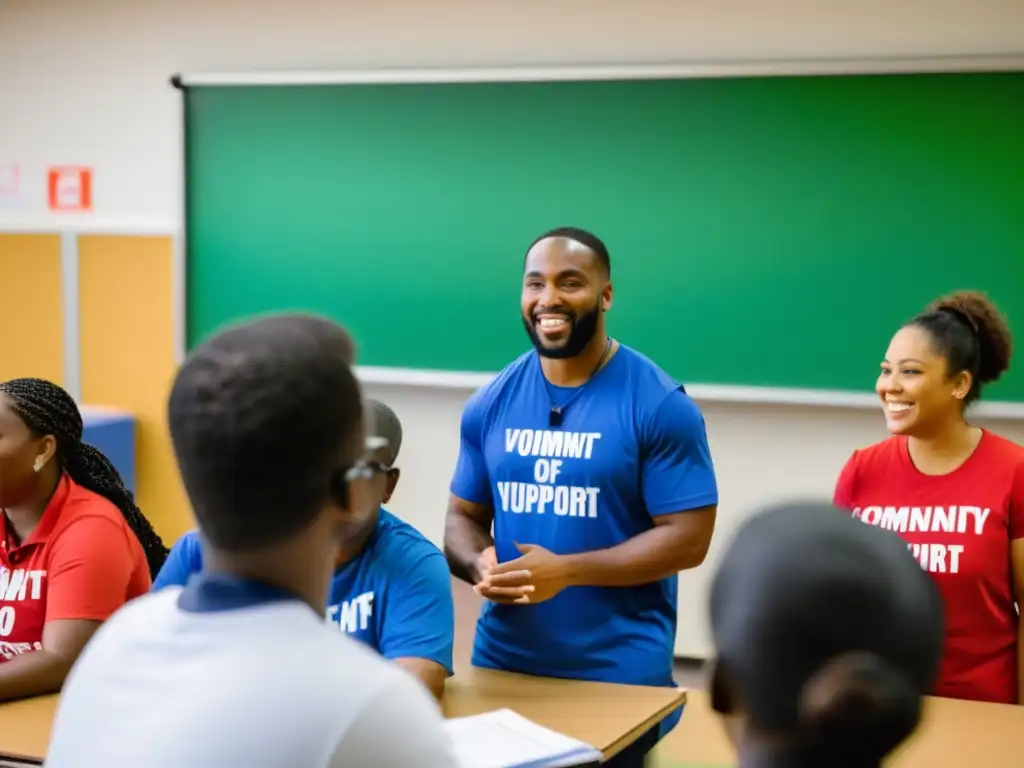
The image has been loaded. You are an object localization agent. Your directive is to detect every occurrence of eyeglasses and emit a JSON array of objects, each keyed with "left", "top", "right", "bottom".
[
  {"left": 344, "top": 436, "right": 393, "bottom": 478},
  {"left": 337, "top": 436, "right": 394, "bottom": 515}
]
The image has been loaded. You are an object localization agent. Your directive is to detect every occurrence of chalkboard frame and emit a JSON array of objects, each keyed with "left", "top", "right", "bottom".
[{"left": 174, "top": 54, "right": 1024, "bottom": 419}]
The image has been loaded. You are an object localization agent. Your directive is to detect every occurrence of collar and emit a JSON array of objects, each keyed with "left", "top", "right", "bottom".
[
  {"left": 178, "top": 509, "right": 391, "bottom": 612},
  {"left": 1, "top": 473, "right": 73, "bottom": 550},
  {"left": 178, "top": 572, "right": 305, "bottom": 614}
]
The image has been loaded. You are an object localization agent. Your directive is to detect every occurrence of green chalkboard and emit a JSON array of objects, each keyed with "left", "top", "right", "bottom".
[{"left": 183, "top": 72, "right": 1024, "bottom": 400}]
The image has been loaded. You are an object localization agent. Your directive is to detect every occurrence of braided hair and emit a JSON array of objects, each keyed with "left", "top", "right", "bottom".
[{"left": 0, "top": 378, "right": 169, "bottom": 577}]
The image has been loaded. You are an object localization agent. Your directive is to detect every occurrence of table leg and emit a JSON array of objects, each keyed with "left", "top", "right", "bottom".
[{"left": 603, "top": 724, "right": 660, "bottom": 767}]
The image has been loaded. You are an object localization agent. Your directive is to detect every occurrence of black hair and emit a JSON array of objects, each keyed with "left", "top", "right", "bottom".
[
  {"left": 168, "top": 313, "right": 362, "bottom": 552},
  {"left": 797, "top": 652, "right": 922, "bottom": 767},
  {"left": 909, "top": 290, "right": 1013, "bottom": 404},
  {"left": 710, "top": 501, "right": 944, "bottom": 767},
  {"left": 525, "top": 226, "right": 611, "bottom": 278},
  {"left": 0, "top": 378, "right": 169, "bottom": 578},
  {"left": 365, "top": 399, "right": 402, "bottom": 467}
]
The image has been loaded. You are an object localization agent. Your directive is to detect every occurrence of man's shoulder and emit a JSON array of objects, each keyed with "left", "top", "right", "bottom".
[
  {"left": 368, "top": 510, "right": 448, "bottom": 582},
  {"left": 611, "top": 345, "right": 705, "bottom": 432},
  {"left": 615, "top": 344, "right": 684, "bottom": 397},
  {"left": 173, "top": 529, "right": 204, "bottom": 555},
  {"left": 121, "top": 588, "right": 182, "bottom": 622},
  {"left": 77, "top": 614, "right": 420, "bottom": 738},
  {"left": 376, "top": 510, "right": 440, "bottom": 554},
  {"left": 177, "top": 528, "right": 202, "bottom": 544},
  {"left": 50, "top": 611, "right": 441, "bottom": 767},
  {"left": 108, "top": 588, "right": 180, "bottom": 623},
  {"left": 98, "top": 594, "right": 406, "bottom": 680}
]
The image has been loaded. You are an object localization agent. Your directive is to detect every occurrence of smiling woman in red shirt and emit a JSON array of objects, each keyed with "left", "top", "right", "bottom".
[
  {"left": 833, "top": 291, "right": 1024, "bottom": 705},
  {"left": 0, "top": 378, "right": 169, "bottom": 702}
]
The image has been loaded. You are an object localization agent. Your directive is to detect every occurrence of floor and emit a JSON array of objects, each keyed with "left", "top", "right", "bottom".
[{"left": 450, "top": 578, "right": 721, "bottom": 767}]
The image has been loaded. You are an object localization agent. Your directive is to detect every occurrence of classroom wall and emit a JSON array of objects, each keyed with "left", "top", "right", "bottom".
[
  {"left": 2, "top": 0, "right": 1022, "bottom": 656},
  {"left": 0, "top": 235, "right": 63, "bottom": 384}
]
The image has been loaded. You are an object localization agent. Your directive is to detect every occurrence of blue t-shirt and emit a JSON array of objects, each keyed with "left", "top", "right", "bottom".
[
  {"left": 152, "top": 509, "right": 455, "bottom": 674},
  {"left": 451, "top": 345, "right": 718, "bottom": 693}
]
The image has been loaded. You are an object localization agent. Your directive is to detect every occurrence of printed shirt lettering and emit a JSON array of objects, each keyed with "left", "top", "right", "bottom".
[
  {"left": 835, "top": 432, "right": 1024, "bottom": 704},
  {"left": 452, "top": 347, "right": 718, "bottom": 696},
  {"left": 0, "top": 567, "right": 48, "bottom": 660}
]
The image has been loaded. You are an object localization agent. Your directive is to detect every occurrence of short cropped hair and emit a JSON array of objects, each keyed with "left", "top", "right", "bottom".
[
  {"left": 364, "top": 399, "right": 402, "bottom": 467},
  {"left": 526, "top": 226, "right": 611, "bottom": 277},
  {"left": 168, "top": 313, "right": 362, "bottom": 551}
]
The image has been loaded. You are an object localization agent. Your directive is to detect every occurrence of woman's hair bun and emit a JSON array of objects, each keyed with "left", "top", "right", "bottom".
[
  {"left": 798, "top": 652, "right": 922, "bottom": 763},
  {"left": 929, "top": 290, "right": 1012, "bottom": 384}
]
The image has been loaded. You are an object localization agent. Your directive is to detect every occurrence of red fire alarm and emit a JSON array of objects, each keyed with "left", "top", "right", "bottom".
[{"left": 47, "top": 167, "right": 93, "bottom": 212}]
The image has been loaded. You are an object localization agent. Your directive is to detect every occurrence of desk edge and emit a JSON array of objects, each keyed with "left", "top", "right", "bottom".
[{"left": 601, "top": 689, "right": 688, "bottom": 760}]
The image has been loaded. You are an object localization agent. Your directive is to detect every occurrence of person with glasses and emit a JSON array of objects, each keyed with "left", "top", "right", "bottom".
[
  {"left": 151, "top": 398, "right": 455, "bottom": 700},
  {"left": 45, "top": 314, "right": 459, "bottom": 768}
]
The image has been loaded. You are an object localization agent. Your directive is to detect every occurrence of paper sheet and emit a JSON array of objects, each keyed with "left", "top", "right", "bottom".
[{"left": 443, "top": 708, "right": 602, "bottom": 768}]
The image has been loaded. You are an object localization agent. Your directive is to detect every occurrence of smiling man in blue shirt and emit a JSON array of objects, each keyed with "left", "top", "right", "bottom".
[
  {"left": 153, "top": 399, "right": 454, "bottom": 700},
  {"left": 444, "top": 227, "right": 719, "bottom": 768}
]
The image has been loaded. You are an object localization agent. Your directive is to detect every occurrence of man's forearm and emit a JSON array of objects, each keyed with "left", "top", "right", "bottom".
[
  {"left": 0, "top": 649, "right": 73, "bottom": 702},
  {"left": 444, "top": 514, "right": 493, "bottom": 585},
  {"left": 562, "top": 524, "right": 709, "bottom": 589}
]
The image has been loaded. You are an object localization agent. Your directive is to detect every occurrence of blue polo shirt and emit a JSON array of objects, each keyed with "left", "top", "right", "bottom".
[
  {"left": 450, "top": 345, "right": 718, "bottom": 732},
  {"left": 152, "top": 508, "right": 455, "bottom": 673}
]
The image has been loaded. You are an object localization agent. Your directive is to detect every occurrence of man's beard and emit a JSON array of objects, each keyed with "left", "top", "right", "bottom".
[{"left": 522, "top": 300, "right": 601, "bottom": 359}]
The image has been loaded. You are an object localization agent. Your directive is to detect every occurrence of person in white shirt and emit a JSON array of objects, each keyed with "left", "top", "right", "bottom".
[{"left": 44, "top": 313, "right": 461, "bottom": 768}]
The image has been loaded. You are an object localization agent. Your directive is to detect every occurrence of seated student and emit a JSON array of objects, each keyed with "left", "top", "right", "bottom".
[
  {"left": 0, "top": 378, "right": 167, "bottom": 702},
  {"left": 152, "top": 398, "right": 454, "bottom": 699},
  {"left": 707, "top": 501, "right": 944, "bottom": 768},
  {"left": 45, "top": 314, "right": 459, "bottom": 768}
]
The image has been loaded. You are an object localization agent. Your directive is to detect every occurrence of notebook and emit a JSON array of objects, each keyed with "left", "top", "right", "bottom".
[{"left": 442, "top": 708, "right": 602, "bottom": 768}]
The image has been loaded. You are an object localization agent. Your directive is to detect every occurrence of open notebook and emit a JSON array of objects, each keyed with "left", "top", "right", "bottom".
[{"left": 443, "top": 708, "right": 602, "bottom": 768}]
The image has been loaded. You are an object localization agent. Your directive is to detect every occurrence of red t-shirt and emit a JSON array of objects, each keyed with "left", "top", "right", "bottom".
[
  {"left": 834, "top": 430, "right": 1024, "bottom": 705},
  {"left": 0, "top": 474, "right": 150, "bottom": 662}
]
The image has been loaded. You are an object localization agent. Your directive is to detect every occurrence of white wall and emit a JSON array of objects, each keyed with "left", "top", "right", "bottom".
[{"left": 3, "top": 0, "right": 1023, "bottom": 656}]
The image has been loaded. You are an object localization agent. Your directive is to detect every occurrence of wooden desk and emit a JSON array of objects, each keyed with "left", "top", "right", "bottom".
[
  {"left": 444, "top": 667, "right": 686, "bottom": 760},
  {"left": 4, "top": 682, "right": 1021, "bottom": 767},
  {"left": 0, "top": 694, "right": 55, "bottom": 765},
  {"left": 0, "top": 673, "right": 683, "bottom": 765},
  {"left": 664, "top": 690, "right": 1024, "bottom": 768}
]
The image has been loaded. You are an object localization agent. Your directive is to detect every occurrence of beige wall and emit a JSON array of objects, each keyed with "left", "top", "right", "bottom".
[
  {"left": 2, "top": 0, "right": 1022, "bottom": 225},
  {"left": 2, "top": 0, "right": 1022, "bottom": 655}
]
